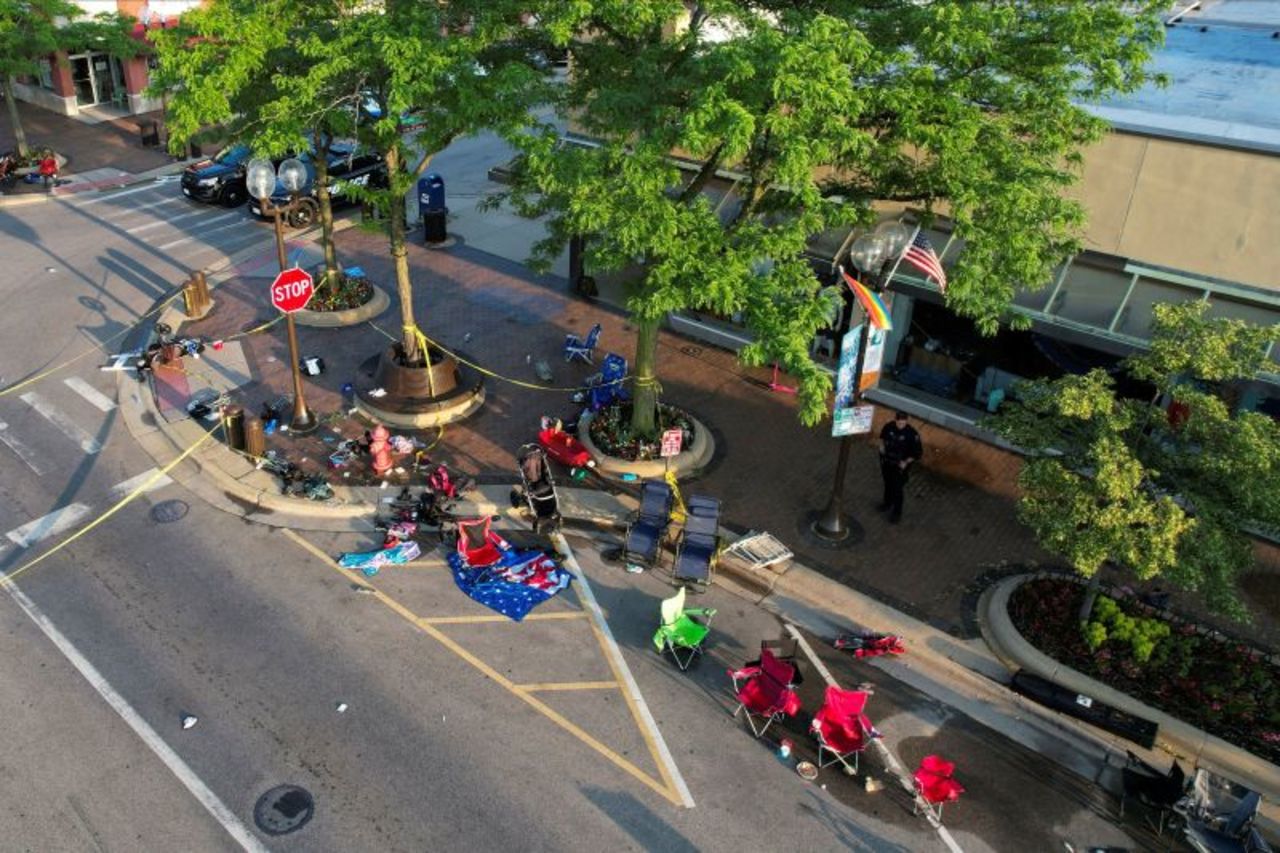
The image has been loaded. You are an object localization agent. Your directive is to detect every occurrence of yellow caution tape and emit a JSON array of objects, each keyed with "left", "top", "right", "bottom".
[
  {"left": 366, "top": 321, "right": 631, "bottom": 395},
  {"left": 0, "top": 428, "right": 219, "bottom": 587}
]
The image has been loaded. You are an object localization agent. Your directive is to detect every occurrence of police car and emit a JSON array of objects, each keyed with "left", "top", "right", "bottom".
[{"left": 247, "top": 145, "right": 388, "bottom": 228}]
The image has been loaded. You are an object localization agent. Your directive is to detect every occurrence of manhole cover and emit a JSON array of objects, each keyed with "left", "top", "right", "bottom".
[
  {"left": 150, "top": 499, "right": 189, "bottom": 524},
  {"left": 254, "top": 785, "right": 314, "bottom": 836}
]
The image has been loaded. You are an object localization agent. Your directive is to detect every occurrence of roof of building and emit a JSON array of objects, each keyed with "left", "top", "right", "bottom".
[{"left": 1086, "top": 0, "right": 1280, "bottom": 154}]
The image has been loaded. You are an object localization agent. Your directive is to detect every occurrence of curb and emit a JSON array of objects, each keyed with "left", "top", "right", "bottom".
[
  {"left": 0, "top": 161, "right": 193, "bottom": 208},
  {"left": 577, "top": 411, "right": 715, "bottom": 480},
  {"left": 978, "top": 573, "right": 1280, "bottom": 801}
]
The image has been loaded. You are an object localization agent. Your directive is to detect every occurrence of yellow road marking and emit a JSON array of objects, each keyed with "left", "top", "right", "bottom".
[
  {"left": 420, "top": 612, "right": 586, "bottom": 625},
  {"left": 519, "top": 681, "right": 619, "bottom": 692},
  {"left": 281, "top": 529, "right": 680, "bottom": 806}
]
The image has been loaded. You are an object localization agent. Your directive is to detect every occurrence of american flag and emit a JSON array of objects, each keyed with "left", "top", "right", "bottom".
[{"left": 903, "top": 232, "right": 947, "bottom": 292}]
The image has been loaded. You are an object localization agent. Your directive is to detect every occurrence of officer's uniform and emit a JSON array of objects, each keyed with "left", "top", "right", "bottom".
[{"left": 879, "top": 419, "right": 923, "bottom": 522}]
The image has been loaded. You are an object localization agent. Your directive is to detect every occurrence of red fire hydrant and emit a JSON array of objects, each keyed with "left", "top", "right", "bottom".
[{"left": 369, "top": 424, "right": 392, "bottom": 476}]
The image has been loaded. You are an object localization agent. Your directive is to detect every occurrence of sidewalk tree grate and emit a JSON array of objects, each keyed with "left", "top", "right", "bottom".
[
  {"left": 150, "top": 499, "right": 189, "bottom": 524},
  {"left": 253, "top": 785, "right": 314, "bottom": 835}
]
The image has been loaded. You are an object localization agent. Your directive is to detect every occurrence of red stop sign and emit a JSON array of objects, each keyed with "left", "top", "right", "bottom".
[{"left": 270, "top": 268, "right": 315, "bottom": 313}]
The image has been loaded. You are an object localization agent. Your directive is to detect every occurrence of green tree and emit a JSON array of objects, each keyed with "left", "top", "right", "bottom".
[
  {"left": 1, "top": 0, "right": 135, "bottom": 157},
  {"left": 152, "top": 0, "right": 362, "bottom": 290},
  {"left": 502, "top": 1, "right": 1166, "bottom": 437},
  {"left": 988, "top": 302, "right": 1280, "bottom": 622},
  {"left": 158, "top": 0, "right": 554, "bottom": 366}
]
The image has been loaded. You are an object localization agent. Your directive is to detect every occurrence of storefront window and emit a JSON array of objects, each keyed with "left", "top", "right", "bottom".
[{"left": 37, "top": 58, "right": 54, "bottom": 90}]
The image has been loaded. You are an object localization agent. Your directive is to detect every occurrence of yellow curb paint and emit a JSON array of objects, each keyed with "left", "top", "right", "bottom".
[
  {"left": 280, "top": 528, "right": 680, "bottom": 806},
  {"left": 519, "top": 681, "right": 619, "bottom": 692}
]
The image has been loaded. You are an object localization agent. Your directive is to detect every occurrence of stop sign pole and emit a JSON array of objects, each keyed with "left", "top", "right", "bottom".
[{"left": 269, "top": 264, "right": 318, "bottom": 434}]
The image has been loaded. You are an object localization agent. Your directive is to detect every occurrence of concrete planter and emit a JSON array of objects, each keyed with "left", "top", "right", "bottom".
[
  {"left": 979, "top": 573, "right": 1280, "bottom": 800},
  {"left": 577, "top": 410, "right": 715, "bottom": 481},
  {"left": 293, "top": 283, "right": 390, "bottom": 328}
]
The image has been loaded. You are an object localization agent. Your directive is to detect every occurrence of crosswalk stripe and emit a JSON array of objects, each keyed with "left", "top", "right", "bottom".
[
  {"left": 128, "top": 209, "right": 238, "bottom": 235},
  {"left": 0, "top": 420, "right": 46, "bottom": 475},
  {"left": 109, "top": 468, "right": 173, "bottom": 498},
  {"left": 63, "top": 377, "right": 116, "bottom": 413},
  {"left": 67, "top": 183, "right": 162, "bottom": 206},
  {"left": 6, "top": 503, "right": 94, "bottom": 548},
  {"left": 157, "top": 218, "right": 252, "bottom": 251},
  {"left": 18, "top": 392, "right": 103, "bottom": 454}
]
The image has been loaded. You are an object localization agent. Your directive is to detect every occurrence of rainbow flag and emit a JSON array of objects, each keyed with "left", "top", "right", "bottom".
[{"left": 840, "top": 268, "right": 893, "bottom": 332}]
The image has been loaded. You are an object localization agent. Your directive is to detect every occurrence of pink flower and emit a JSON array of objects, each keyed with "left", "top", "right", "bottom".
[{"left": 1263, "top": 732, "right": 1280, "bottom": 744}]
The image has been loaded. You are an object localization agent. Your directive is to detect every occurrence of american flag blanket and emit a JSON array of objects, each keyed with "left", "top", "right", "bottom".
[{"left": 448, "top": 548, "right": 573, "bottom": 622}]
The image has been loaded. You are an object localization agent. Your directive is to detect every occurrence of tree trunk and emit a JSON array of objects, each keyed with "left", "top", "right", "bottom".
[
  {"left": 1078, "top": 571, "right": 1102, "bottom": 625},
  {"left": 629, "top": 315, "right": 661, "bottom": 438},
  {"left": 384, "top": 146, "right": 419, "bottom": 365},
  {"left": 312, "top": 136, "right": 340, "bottom": 286},
  {"left": 3, "top": 76, "right": 29, "bottom": 159}
]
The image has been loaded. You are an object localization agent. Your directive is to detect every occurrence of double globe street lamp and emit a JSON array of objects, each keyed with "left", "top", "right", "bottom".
[
  {"left": 811, "top": 220, "right": 913, "bottom": 543},
  {"left": 246, "top": 156, "right": 317, "bottom": 434}
]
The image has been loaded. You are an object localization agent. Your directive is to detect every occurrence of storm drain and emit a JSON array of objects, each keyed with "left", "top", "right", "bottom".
[
  {"left": 150, "top": 499, "right": 189, "bottom": 524},
  {"left": 253, "top": 785, "right": 314, "bottom": 836}
]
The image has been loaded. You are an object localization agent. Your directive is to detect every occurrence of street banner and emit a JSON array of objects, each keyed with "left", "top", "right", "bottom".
[
  {"left": 832, "top": 325, "right": 861, "bottom": 437},
  {"left": 660, "top": 428, "right": 684, "bottom": 458},
  {"left": 861, "top": 325, "right": 887, "bottom": 391}
]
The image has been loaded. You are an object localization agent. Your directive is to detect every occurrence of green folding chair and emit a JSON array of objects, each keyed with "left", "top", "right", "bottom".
[{"left": 652, "top": 586, "right": 716, "bottom": 670}]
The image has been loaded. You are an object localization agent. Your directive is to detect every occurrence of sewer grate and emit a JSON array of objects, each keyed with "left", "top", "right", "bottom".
[
  {"left": 253, "top": 785, "right": 314, "bottom": 836},
  {"left": 150, "top": 499, "right": 189, "bottom": 524}
]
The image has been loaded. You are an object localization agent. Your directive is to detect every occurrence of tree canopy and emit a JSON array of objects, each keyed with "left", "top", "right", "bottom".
[
  {"left": 988, "top": 302, "right": 1280, "bottom": 620},
  {"left": 502, "top": 0, "right": 1167, "bottom": 433}
]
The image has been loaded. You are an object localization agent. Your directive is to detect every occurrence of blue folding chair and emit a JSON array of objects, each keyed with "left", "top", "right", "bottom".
[
  {"left": 673, "top": 495, "right": 720, "bottom": 588},
  {"left": 588, "top": 353, "right": 629, "bottom": 411},
  {"left": 564, "top": 323, "right": 602, "bottom": 363},
  {"left": 623, "top": 480, "right": 674, "bottom": 570}
]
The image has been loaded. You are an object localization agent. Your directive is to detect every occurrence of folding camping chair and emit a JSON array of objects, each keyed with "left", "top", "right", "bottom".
[
  {"left": 623, "top": 480, "right": 674, "bottom": 570},
  {"left": 730, "top": 647, "right": 801, "bottom": 737},
  {"left": 811, "top": 686, "right": 875, "bottom": 774},
  {"left": 587, "top": 353, "right": 629, "bottom": 410},
  {"left": 456, "top": 517, "right": 506, "bottom": 568},
  {"left": 652, "top": 586, "right": 716, "bottom": 671},
  {"left": 673, "top": 495, "right": 720, "bottom": 588},
  {"left": 1118, "top": 750, "right": 1185, "bottom": 836},
  {"left": 913, "top": 755, "right": 965, "bottom": 823},
  {"left": 564, "top": 323, "right": 602, "bottom": 363}
]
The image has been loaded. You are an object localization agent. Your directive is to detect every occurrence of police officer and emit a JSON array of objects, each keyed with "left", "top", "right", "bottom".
[{"left": 878, "top": 411, "right": 922, "bottom": 524}]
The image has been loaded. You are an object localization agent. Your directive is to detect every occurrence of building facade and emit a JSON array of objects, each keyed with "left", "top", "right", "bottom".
[{"left": 10, "top": 1, "right": 202, "bottom": 117}]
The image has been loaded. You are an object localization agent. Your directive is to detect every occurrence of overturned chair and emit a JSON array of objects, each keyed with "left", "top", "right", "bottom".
[
  {"left": 673, "top": 495, "right": 721, "bottom": 589},
  {"left": 623, "top": 480, "right": 674, "bottom": 571},
  {"left": 652, "top": 586, "right": 716, "bottom": 671}
]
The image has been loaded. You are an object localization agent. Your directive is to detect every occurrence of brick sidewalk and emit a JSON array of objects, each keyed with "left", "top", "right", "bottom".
[
  {"left": 176, "top": 223, "right": 1280, "bottom": 648},
  {"left": 1, "top": 99, "right": 175, "bottom": 179}
]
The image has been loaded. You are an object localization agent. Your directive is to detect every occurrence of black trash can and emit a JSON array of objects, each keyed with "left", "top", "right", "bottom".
[
  {"left": 140, "top": 120, "right": 161, "bottom": 148},
  {"left": 221, "top": 405, "right": 246, "bottom": 450},
  {"left": 423, "top": 207, "right": 448, "bottom": 244}
]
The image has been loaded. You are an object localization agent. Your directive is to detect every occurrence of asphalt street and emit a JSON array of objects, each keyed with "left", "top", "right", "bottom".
[{"left": 0, "top": 145, "right": 1156, "bottom": 852}]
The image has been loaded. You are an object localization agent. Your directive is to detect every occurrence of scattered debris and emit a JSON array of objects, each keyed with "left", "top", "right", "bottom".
[
  {"left": 864, "top": 776, "right": 884, "bottom": 793},
  {"left": 336, "top": 702, "right": 348, "bottom": 714},
  {"left": 367, "top": 387, "right": 387, "bottom": 398},
  {"left": 181, "top": 714, "right": 198, "bottom": 730}
]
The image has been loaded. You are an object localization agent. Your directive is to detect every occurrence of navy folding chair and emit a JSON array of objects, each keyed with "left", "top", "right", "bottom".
[
  {"left": 564, "top": 323, "right": 602, "bottom": 363},
  {"left": 673, "top": 495, "right": 720, "bottom": 588},
  {"left": 623, "top": 480, "right": 674, "bottom": 570}
]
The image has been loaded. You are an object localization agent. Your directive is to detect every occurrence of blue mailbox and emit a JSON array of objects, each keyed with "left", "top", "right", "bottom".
[{"left": 418, "top": 173, "right": 445, "bottom": 214}]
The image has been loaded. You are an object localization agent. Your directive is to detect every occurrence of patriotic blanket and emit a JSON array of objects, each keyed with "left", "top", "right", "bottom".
[
  {"left": 338, "top": 540, "right": 422, "bottom": 577},
  {"left": 448, "top": 548, "right": 573, "bottom": 622}
]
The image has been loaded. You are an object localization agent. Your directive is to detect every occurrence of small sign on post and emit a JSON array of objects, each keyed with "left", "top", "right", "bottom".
[
  {"left": 660, "top": 428, "right": 684, "bottom": 458},
  {"left": 832, "top": 404, "right": 876, "bottom": 437}
]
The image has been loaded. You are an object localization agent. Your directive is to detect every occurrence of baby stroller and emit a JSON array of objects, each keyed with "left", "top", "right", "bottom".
[{"left": 511, "top": 444, "right": 561, "bottom": 534}]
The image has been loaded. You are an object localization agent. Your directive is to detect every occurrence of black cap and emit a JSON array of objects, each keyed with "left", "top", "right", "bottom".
[{"left": 894, "top": 410, "right": 909, "bottom": 420}]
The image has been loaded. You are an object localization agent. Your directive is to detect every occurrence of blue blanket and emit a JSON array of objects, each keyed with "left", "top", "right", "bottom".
[{"left": 447, "top": 549, "right": 573, "bottom": 622}]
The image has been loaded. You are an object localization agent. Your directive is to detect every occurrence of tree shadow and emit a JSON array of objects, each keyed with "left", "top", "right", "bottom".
[{"left": 578, "top": 785, "right": 698, "bottom": 853}]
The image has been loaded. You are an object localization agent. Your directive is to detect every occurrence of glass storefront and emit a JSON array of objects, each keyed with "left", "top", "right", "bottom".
[{"left": 67, "top": 52, "right": 125, "bottom": 109}]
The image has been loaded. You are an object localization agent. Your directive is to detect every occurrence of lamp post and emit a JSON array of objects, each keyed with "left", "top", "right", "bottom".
[
  {"left": 811, "top": 221, "right": 912, "bottom": 542},
  {"left": 246, "top": 157, "right": 318, "bottom": 434}
]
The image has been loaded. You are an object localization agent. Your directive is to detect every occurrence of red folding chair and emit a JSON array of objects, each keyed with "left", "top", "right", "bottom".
[
  {"left": 913, "top": 754, "right": 965, "bottom": 822},
  {"left": 455, "top": 517, "right": 506, "bottom": 568},
  {"left": 729, "top": 647, "right": 801, "bottom": 737},
  {"left": 811, "top": 686, "right": 874, "bottom": 774}
]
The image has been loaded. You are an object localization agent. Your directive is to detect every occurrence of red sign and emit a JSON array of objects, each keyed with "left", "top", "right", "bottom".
[
  {"left": 270, "top": 268, "right": 315, "bottom": 313},
  {"left": 660, "top": 428, "right": 683, "bottom": 458}
]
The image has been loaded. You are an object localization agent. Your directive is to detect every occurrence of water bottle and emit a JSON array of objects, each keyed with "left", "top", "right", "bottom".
[{"left": 777, "top": 738, "right": 793, "bottom": 761}]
